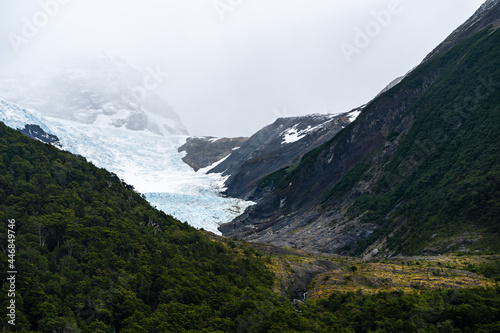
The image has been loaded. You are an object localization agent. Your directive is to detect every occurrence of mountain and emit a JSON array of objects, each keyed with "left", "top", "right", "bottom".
[
  {"left": 0, "top": 99, "right": 252, "bottom": 234},
  {"left": 0, "top": 56, "right": 188, "bottom": 136},
  {"left": 179, "top": 136, "right": 248, "bottom": 172},
  {"left": 423, "top": 0, "right": 500, "bottom": 63},
  {"left": 2, "top": 3, "right": 500, "bottom": 331},
  {"left": 220, "top": 1, "right": 500, "bottom": 257},
  {"left": 208, "top": 110, "right": 361, "bottom": 201}
]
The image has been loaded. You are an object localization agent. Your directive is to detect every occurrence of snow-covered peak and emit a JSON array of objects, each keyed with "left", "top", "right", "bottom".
[
  {"left": 274, "top": 113, "right": 341, "bottom": 145},
  {"left": 0, "top": 56, "right": 188, "bottom": 136},
  {"left": 281, "top": 124, "right": 313, "bottom": 145}
]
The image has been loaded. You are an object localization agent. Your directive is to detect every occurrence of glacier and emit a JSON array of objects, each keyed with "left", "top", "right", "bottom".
[{"left": 0, "top": 99, "right": 253, "bottom": 234}]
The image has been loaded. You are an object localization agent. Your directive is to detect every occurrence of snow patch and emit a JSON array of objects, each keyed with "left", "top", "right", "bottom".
[
  {"left": 348, "top": 110, "right": 362, "bottom": 122},
  {"left": 198, "top": 154, "right": 232, "bottom": 175},
  {"left": 281, "top": 124, "right": 318, "bottom": 145}
]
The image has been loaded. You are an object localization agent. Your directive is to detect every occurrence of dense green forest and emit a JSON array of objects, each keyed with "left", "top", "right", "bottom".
[{"left": 1, "top": 115, "right": 500, "bottom": 331}]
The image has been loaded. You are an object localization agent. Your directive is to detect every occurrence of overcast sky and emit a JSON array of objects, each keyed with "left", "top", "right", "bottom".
[{"left": 0, "top": 0, "right": 487, "bottom": 137}]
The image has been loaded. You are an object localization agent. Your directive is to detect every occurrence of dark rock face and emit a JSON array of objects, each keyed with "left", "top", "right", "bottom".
[
  {"left": 18, "top": 124, "right": 61, "bottom": 146},
  {"left": 209, "top": 112, "right": 358, "bottom": 201},
  {"left": 179, "top": 137, "right": 248, "bottom": 171}
]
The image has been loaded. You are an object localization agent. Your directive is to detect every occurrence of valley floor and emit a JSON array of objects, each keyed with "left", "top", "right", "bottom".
[{"left": 204, "top": 232, "right": 499, "bottom": 301}]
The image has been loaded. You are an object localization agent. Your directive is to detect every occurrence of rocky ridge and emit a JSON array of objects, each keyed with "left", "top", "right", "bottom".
[
  {"left": 209, "top": 110, "right": 361, "bottom": 201},
  {"left": 179, "top": 136, "right": 247, "bottom": 172}
]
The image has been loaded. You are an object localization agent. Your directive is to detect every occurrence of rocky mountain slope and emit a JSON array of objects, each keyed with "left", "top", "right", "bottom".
[
  {"left": 220, "top": 1, "right": 500, "bottom": 257},
  {"left": 0, "top": 56, "right": 188, "bottom": 136},
  {"left": 179, "top": 136, "right": 248, "bottom": 171},
  {"left": 208, "top": 110, "right": 361, "bottom": 201}
]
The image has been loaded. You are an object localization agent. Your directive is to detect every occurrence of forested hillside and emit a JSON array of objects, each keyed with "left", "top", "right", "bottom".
[
  {"left": 0, "top": 122, "right": 280, "bottom": 332},
  {"left": 341, "top": 28, "right": 500, "bottom": 255}
]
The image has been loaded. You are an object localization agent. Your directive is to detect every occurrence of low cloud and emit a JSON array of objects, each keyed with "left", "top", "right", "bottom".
[{"left": 0, "top": 0, "right": 486, "bottom": 137}]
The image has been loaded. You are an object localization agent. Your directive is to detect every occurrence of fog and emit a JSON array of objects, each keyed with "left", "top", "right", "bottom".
[{"left": 0, "top": 0, "right": 486, "bottom": 137}]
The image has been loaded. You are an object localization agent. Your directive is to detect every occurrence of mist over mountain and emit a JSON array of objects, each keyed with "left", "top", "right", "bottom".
[{"left": 0, "top": 56, "right": 188, "bottom": 136}]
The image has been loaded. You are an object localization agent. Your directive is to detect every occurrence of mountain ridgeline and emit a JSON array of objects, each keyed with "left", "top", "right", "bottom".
[
  {"left": 220, "top": 3, "right": 500, "bottom": 257},
  {"left": 209, "top": 112, "right": 359, "bottom": 201}
]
